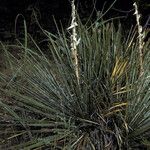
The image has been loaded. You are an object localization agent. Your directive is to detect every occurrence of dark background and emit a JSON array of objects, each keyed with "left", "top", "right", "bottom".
[{"left": 0, "top": 0, "right": 149, "bottom": 41}]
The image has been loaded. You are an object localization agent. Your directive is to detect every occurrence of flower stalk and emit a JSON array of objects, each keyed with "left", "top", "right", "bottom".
[
  {"left": 68, "top": 0, "right": 80, "bottom": 84},
  {"left": 133, "top": 2, "right": 145, "bottom": 77}
]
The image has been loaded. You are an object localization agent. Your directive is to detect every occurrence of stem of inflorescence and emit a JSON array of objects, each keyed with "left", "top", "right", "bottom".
[
  {"left": 68, "top": 0, "right": 80, "bottom": 84},
  {"left": 133, "top": 2, "right": 145, "bottom": 77}
]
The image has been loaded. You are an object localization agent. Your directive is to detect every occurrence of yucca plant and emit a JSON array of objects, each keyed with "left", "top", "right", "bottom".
[{"left": 0, "top": 1, "right": 150, "bottom": 149}]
